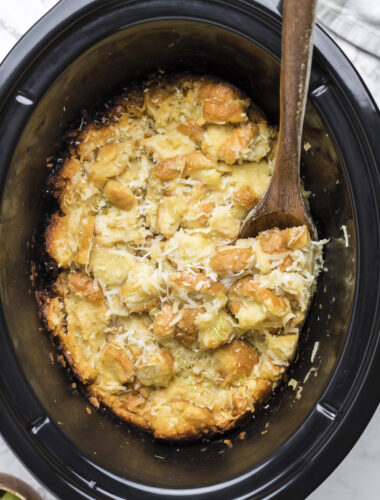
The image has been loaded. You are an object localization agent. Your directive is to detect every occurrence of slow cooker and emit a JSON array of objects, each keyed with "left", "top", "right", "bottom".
[{"left": 0, "top": 0, "right": 380, "bottom": 498}]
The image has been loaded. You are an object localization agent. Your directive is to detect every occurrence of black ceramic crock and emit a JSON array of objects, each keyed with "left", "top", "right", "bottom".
[{"left": 0, "top": 0, "right": 380, "bottom": 499}]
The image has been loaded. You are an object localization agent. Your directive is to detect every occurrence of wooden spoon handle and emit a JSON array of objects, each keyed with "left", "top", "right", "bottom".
[
  {"left": 272, "top": 0, "right": 317, "bottom": 192},
  {"left": 238, "top": 0, "right": 318, "bottom": 240}
]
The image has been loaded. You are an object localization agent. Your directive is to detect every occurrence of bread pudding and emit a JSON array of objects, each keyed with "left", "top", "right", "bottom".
[{"left": 37, "top": 75, "right": 323, "bottom": 439}]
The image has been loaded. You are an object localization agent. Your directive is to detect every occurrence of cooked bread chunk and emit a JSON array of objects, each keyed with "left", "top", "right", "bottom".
[{"left": 39, "top": 75, "right": 323, "bottom": 440}]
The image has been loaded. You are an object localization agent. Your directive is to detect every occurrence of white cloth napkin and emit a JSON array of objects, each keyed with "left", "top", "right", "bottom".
[
  {"left": 317, "top": 0, "right": 380, "bottom": 105},
  {"left": 318, "top": 0, "right": 380, "bottom": 57}
]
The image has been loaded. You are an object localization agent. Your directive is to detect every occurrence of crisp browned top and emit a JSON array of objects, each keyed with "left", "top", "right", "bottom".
[{"left": 40, "top": 76, "right": 322, "bottom": 439}]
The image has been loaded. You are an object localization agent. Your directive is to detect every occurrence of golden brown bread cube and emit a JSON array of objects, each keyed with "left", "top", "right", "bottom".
[
  {"left": 198, "top": 82, "right": 250, "bottom": 123},
  {"left": 170, "top": 271, "right": 226, "bottom": 297},
  {"left": 94, "top": 206, "right": 142, "bottom": 247},
  {"left": 46, "top": 210, "right": 95, "bottom": 267},
  {"left": 182, "top": 202, "right": 215, "bottom": 229},
  {"left": 157, "top": 195, "right": 187, "bottom": 238},
  {"left": 98, "top": 345, "right": 135, "bottom": 385},
  {"left": 259, "top": 226, "right": 310, "bottom": 254},
  {"left": 68, "top": 273, "right": 103, "bottom": 303},
  {"left": 89, "top": 247, "right": 133, "bottom": 286},
  {"left": 228, "top": 299, "right": 267, "bottom": 330},
  {"left": 136, "top": 349, "right": 174, "bottom": 387},
  {"left": 209, "top": 247, "right": 253, "bottom": 274},
  {"left": 40, "top": 295, "right": 99, "bottom": 385},
  {"left": 177, "top": 120, "right": 204, "bottom": 145},
  {"left": 64, "top": 291, "right": 107, "bottom": 345},
  {"left": 53, "top": 158, "right": 96, "bottom": 215},
  {"left": 228, "top": 277, "right": 293, "bottom": 330},
  {"left": 153, "top": 305, "right": 203, "bottom": 346},
  {"left": 218, "top": 122, "right": 258, "bottom": 164},
  {"left": 229, "top": 277, "right": 291, "bottom": 317},
  {"left": 250, "top": 379, "right": 273, "bottom": 402},
  {"left": 120, "top": 260, "right": 162, "bottom": 313},
  {"left": 164, "top": 231, "right": 215, "bottom": 270},
  {"left": 45, "top": 213, "right": 75, "bottom": 267},
  {"left": 255, "top": 358, "right": 285, "bottom": 383},
  {"left": 77, "top": 124, "right": 119, "bottom": 161},
  {"left": 88, "top": 143, "right": 128, "bottom": 188},
  {"left": 152, "top": 156, "right": 185, "bottom": 181},
  {"left": 233, "top": 185, "right": 258, "bottom": 208},
  {"left": 103, "top": 180, "right": 136, "bottom": 210},
  {"left": 152, "top": 304, "right": 177, "bottom": 338},
  {"left": 75, "top": 215, "right": 95, "bottom": 266},
  {"left": 143, "top": 130, "right": 196, "bottom": 161},
  {"left": 60, "top": 286, "right": 108, "bottom": 384},
  {"left": 196, "top": 310, "right": 239, "bottom": 350},
  {"left": 265, "top": 333, "right": 299, "bottom": 363},
  {"left": 175, "top": 307, "right": 204, "bottom": 346},
  {"left": 232, "top": 392, "right": 248, "bottom": 414},
  {"left": 183, "top": 153, "right": 215, "bottom": 175},
  {"left": 214, "top": 340, "right": 259, "bottom": 385},
  {"left": 200, "top": 124, "right": 235, "bottom": 161}
]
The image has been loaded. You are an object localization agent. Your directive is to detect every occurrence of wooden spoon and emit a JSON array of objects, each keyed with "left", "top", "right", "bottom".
[{"left": 239, "top": 0, "right": 318, "bottom": 240}]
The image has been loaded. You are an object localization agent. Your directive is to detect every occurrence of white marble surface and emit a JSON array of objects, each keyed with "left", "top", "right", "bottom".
[{"left": 0, "top": 1, "right": 379, "bottom": 499}]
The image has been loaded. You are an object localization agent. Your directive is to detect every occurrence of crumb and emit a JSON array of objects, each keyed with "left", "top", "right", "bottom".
[
  {"left": 261, "top": 430, "right": 268, "bottom": 435},
  {"left": 296, "top": 386, "right": 303, "bottom": 400},
  {"left": 57, "top": 355, "right": 66, "bottom": 367},
  {"left": 303, "top": 142, "right": 311, "bottom": 151},
  {"left": 89, "top": 396, "right": 100, "bottom": 408},
  {"left": 168, "top": 42, "right": 174, "bottom": 48},
  {"left": 311, "top": 341, "right": 320, "bottom": 363},
  {"left": 71, "top": 382, "right": 77, "bottom": 389},
  {"left": 218, "top": 450, "right": 224, "bottom": 454},
  {"left": 288, "top": 378, "right": 298, "bottom": 390},
  {"left": 201, "top": 447, "right": 207, "bottom": 452},
  {"left": 49, "top": 352, "right": 54, "bottom": 364},
  {"left": 224, "top": 439, "right": 233, "bottom": 448},
  {"left": 303, "top": 367, "right": 317, "bottom": 383},
  {"left": 341, "top": 224, "right": 349, "bottom": 247},
  {"left": 86, "top": 406, "right": 92, "bottom": 415},
  {"left": 238, "top": 431, "right": 246, "bottom": 440}
]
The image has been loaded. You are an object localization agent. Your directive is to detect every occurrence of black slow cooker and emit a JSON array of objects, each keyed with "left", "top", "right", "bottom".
[{"left": 0, "top": 0, "right": 380, "bottom": 499}]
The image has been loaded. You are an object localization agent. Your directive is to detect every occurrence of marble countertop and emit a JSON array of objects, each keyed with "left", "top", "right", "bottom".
[{"left": 0, "top": 1, "right": 379, "bottom": 499}]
